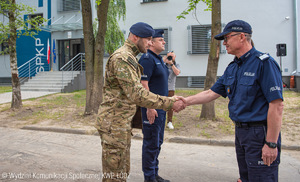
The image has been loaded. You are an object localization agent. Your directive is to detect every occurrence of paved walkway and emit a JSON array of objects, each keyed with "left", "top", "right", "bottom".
[
  {"left": 1, "top": 127, "right": 299, "bottom": 182},
  {"left": 0, "top": 91, "right": 57, "bottom": 104}
]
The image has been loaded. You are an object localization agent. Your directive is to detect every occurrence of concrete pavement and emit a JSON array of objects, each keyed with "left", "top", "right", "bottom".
[
  {"left": 1, "top": 91, "right": 300, "bottom": 181},
  {"left": 0, "top": 127, "right": 299, "bottom": 182},
  {"left": 0, "top": 91, "right": 57, "bottom": 104}
]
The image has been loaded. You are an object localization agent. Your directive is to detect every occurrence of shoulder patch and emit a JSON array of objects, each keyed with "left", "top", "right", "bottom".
[
  {"left": 259, "top": 53, "right": 269, "bottom": 61},
  {"left": 127, "top": 56, "right": 138, "bottom": 69}
]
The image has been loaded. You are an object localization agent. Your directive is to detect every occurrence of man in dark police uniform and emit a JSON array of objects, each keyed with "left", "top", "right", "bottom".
[
  {"left": 183, "top": 20, "right": 284, "bottom": 182},
  {"left": 139, "top": 29, "right": 170, "bottom": 182}
]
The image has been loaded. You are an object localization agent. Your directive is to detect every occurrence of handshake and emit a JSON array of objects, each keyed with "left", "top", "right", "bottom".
[
  {"left": 172, "top": 96, "right": 188, "bottom": 112},
  {"left": 170, "top": 89, "right": 219, "bottom": 113}
]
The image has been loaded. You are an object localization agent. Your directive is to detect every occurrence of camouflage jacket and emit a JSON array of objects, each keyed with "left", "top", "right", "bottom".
[{"left": 96, "top": 39, "right": 176, "bottom": 134}]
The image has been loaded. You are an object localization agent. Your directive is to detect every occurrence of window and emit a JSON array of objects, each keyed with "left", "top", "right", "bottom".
[
  {"left": 58, "top": 0, "right": 81, "bottom": 12},
  {"left": 38, "top": 0, "right": 43, "bottom": 7},
  {"left": 29, "top": 13, "right": 43, "bottom": 28},
  {"left": 187, "top": 76, "right": 205, "bottom": 88},
  {"left": 24, "top": 13, "right": 43, "bottom": 30},
  {"left": 188, "top": 24, "right": 226, "bottom": 54},
  {"left": 0, "top": 41, "right": 9, "bottom": 54},
  {"left": 141, "top": 0, "right": 168, "bottom": 3},
  {"left": 0, "top": 0, "right": 9, "bottom": 14},
  {"left": 160, "top": 28, "right": 170, "bottom": 55},
  {"left": 188, "top": 25, "right": 211, "bottom": 54}
]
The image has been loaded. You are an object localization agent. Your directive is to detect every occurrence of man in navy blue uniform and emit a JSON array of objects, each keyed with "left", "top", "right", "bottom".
[
  {"left": 184, "top": 20, "right": 284, "bottom": 182},
  {"left": 139, "top": 29, "right": 170, "bottom": 182}
]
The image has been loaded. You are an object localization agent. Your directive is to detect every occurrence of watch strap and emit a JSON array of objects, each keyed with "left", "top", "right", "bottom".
[{"left": 265, "top": 141, "right": 277, "bottom": 148}]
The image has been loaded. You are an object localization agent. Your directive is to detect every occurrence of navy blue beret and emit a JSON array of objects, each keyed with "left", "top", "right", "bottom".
[
  {"left": 130, "top": 22, "right": 154, "bottom": 38},
  {"left": 215, "top": 20, "right": 252, "bottom": 40},
  {"left": 153, "top": 29, "right": 164, "bottom": 38}
]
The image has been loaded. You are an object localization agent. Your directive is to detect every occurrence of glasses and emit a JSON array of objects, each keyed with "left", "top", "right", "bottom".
[{"left": 224, "top": 33, "right": 241, "bottom": 42}]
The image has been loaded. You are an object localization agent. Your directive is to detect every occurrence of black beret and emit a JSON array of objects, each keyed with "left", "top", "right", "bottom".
[
  {"left": 153, "top": 29, "right": 164, "bottom": 38},
  {"left": 130, "top": 22, "right": 154, "bottom": 38}
]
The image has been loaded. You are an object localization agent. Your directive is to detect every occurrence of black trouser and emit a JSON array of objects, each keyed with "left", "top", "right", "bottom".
[{"left": 235, "top": 122, "right": 281, "bottom": 182}]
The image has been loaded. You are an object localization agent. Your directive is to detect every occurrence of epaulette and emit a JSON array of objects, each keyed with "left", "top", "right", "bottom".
[
  {"left": 258, "top": 53, "right": 269, "bottom": 61},
  {"left": 143, "top": 53, "right": 150, "bottom": 59}
]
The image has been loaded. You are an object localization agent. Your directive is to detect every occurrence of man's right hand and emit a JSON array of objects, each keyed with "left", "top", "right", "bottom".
[{"left": 172, "top": 96, "right": 186, "bottom": 112}]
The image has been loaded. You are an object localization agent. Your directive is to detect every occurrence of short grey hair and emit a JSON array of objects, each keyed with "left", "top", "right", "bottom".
[{"left": 245, "top": 33, "right": 252, "bottom": 43}]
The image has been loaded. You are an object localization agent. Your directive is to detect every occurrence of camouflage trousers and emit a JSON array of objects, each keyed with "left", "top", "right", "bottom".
[{"left": 98, "top": 130, "right": 131, "bottom": 182}]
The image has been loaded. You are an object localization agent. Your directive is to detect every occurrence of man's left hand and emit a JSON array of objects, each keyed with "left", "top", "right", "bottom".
[{"left": 261, "top": 144, "right": 278, "bottom": 166}]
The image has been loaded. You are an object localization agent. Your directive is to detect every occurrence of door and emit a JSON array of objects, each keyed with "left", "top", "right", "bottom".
[{"left": 58, "top": 39, "right": 84, "bottom": 70}]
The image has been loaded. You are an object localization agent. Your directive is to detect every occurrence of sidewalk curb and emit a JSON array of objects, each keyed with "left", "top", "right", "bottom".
[
  {"left": 168, "top": 137, "right": 235, "bottom": 147},
  {"left": 21, "top": 125, "right": 300, "bottom": 151},
  {"left": 22, "top": 126, "right": 87, "bottom": 135}
]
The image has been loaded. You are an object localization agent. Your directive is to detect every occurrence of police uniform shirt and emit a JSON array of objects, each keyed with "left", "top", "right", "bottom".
[
  {"left": 139, "top": 49, "right": 169, "bottom": 97},
  {"left": 211, "top": 47, "right": 283, "bottom": 122}
]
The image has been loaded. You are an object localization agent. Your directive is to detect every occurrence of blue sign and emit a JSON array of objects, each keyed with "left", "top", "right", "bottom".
[{"left": 16, "top": 30, "right": 51, "bottom": 77}]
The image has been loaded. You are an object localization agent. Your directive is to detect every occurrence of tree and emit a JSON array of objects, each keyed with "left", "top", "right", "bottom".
[
  {"left": 178, "top": 0, "right": 221, "bottom": 119},
  {"left": 0, "top": 0, "right": 46, "bottom": 109},
  {"left": 81, "top": 0, "right": 126, "bottom": 115},
  {"left": 104, "top": 0, "right": 126, "bottom": 55}
]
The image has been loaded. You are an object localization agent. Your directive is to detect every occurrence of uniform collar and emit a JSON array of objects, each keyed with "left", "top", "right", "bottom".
[
  {"left": 234, "top": 47, "right": 256, "bottom": 65},
  {"left": 125, "top": 39, "right": 140, "bottom": 57},
  {"left": 147, "top": 49, "right": 162, "bottom": 60}
]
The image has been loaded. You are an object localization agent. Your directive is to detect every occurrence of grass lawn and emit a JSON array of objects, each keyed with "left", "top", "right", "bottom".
[
  {"left": 0, "top": 86, "right": 12, "bottom": 94},
  {"left": 0, "top": 89, "right": 299, "bottom": 143}
]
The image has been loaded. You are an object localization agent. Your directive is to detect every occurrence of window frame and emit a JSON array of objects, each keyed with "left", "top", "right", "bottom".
[
  {"left": 0, "top": 0, "right": 9, "bottom": 14},
  {"left": 159, "top": 28, "right": 171, "bottom": 55},
  {"left": 28, "top": 13, "right": 44, "bottom": 29},
  {"left": 141, "top": 0, "right": 168, "bottom": 4},
  {"left": 58, "top": 0, "right": 81, "bottom": 12},
  {"left": 188, "top": 24, "right": 226, "bottom": 55},
  {"left": 0, "top": 41, "right": 9, "bottom": 55}
]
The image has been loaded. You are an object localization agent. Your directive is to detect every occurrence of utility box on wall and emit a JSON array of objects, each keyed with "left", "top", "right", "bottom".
[{"left": 276, "top": 44, "right": 287, "bottom": 57}]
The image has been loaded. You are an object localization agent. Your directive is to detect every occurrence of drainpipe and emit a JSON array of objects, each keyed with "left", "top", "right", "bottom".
[{"left": 295, "top": 0, "right": 299, "bottom": 74}]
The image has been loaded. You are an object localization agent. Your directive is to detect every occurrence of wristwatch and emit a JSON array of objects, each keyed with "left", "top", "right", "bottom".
[
  {"left": 265, "top": 141, "right": 277, "bottom": 148},
  {"left": 170, "top": 64, "right": 174, "bottom": 66}
]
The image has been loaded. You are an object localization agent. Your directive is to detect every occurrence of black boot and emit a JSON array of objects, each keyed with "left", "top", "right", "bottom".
[
  {"left": 156, "top": 175, "right": 170, "bottom": 182},
  {"left": 144, "top": 179, "right": 158, "bottom": 182}
]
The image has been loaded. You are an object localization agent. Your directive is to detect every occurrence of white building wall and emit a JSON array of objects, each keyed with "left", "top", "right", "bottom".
[
  {"left": 221, "top": 0, "right": 295, "bottom": 77},
  {"left": 295, "top": 0, "right": 300, "bottom": 74},
  {"left": 119, "top": 0, "right": 296, "bottom": 77},
  {"left": 119, "top": 0, "right": 212, "bottom": 77},
  {"left": 17, "top": 0, "right": 47, "bottom": 13},
  {"left": 0, "top": 10, "right": 10, "bottom": 79},
  {"left": 0, "top": 55, "right": 11, "bottom": 78},
  {"left": 0, "top": 0, "right": 298, "bottom": 85}
]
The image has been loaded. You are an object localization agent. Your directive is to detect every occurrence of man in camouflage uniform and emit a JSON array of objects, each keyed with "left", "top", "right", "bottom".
[{"left": 95, "top": 22, "right": 185, "bottom": 182}]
